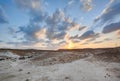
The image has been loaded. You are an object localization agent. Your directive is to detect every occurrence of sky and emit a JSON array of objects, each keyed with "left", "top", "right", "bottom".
[{"left": 0, "top": 0, "right": 120, "bottom": 50}]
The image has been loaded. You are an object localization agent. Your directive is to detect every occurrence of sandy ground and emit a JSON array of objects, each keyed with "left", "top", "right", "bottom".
[{"left": 0, "top": 50, "right": 120, "bottom": 81}]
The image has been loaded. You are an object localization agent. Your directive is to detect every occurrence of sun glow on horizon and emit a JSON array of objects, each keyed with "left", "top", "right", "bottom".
[{"left": 67, "top": 41, "right": 75, "bottom": 49}]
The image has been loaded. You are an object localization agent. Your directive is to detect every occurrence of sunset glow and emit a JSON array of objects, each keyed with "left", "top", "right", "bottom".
[
  {"left": 67, "top": 41, "right": 75, "bottom": 49},
  {"left": 0, "top": 0, "right": 120, "bottom": 50}
]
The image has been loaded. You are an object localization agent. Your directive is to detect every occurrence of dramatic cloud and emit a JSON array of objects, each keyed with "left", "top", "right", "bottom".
[
  {"left": 45, "top": 9, "right": 78, "bottom": 40},
  {"left": 15, "top": 0, "right": 79, "bottom": 43},
  {"left": 80, "top": 30, "right": 99, "bottom": 40},
  {"left": 102, "top": 21, "right": 120, "bottom": 33},
  {"left": 1, "top": 0, "right": 120, "bottom": 49},
  {"left": 14, "top": 0, "right": 83, "bottom": 46},
  {"left": 94, "top": 1, "right": 120, "bottom": 25},
  {"left": 80, "top": 0, "right": 93, "bottom": 11},
  {"left": 0, "top": 6, "right": 8, "bottom": 23}
]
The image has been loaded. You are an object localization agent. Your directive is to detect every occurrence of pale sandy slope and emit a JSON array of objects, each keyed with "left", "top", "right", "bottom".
[{"left": 0, "top": 57, "right": 120, "bottom": 81}]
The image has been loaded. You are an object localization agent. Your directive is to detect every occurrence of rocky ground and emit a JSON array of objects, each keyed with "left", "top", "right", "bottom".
[{"left": 0, "top": 47, "right": 120, "bottom": 81}]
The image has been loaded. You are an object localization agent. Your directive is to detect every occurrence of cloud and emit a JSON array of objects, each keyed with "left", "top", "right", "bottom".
[
  {"left": 34, "top": 28, "right": 46, "bottom": 39},
  {"left": 79, "top": 26, "right": 86, "bottom": 31},
  {"left": 116, "top": 30, "right": 120, "bottom": 35},
  {"left": 117, "top": 37, "right": 120, "bottom": 39},
  {"left": 68, "top": 23, "right": 79, "bottom": 31},
  {"left": 68, "top": 23, "right": 86, "bottom": 31},
  {"left": 14, "top": 0, "right": 43, "bottom": 11},
  {"left": 86, "top": 38, "right": 96, "bottom": 42},
  {"left": 80, "top": 0, "right": 93, "bottom": 11},
  {"left": 16, "top": 6, "right": 74, "bottom": 41},
  {"left": 70, "top": 34, "right": 79, "bottom": 39},
  {"left": 45, "top": 8, "right": 65, "bottom": 40},
  {"left": 70, "top": 27, "right": 99, "bottom": 41},
  {"left": 93, "top": 41, "right": 103, "bottom": 44},
  {"left": 6, "top": 40, "right": 37, "bottom": 49},
  {"left": 102, "top": 21, "right": 120, "bottom": 33},
  {"left": 104, "top": 38, "right": 112, "bottom": 41},
  {"left": 16, "top": 23, "right": 42, "bottom": 41},
  {"left": 15, "top": 0, "right": 47, "bottom": 42},
  {"left": 64, "top": 0, "right": 75, "bottom": 12},
  {"left": 45, "top": 8, "right": 77, "bottom": 40},
  {"left": 65, "top": 0, "right": 93, "bottom": 12},
  {"left": 6, "top": 40, "right": 50, "bottom": 49},
  {"left": 16, "top": 8, "right": 76, "bottom": 45},
  {"left": 80, "top": 30, "right": 99, "bottom": 40},
  {"left": 72, "top": 39, "right": 80, "bottom": 43},
  {"left": 81, "top": 42, "right": 89, "bottom": 45},
  {"left": 8, "top": 27, "right": 16, "bottom": 35},
  {"left": 33, "top": 42, "right": 47, "bottom": 48},
  {"left": 14, "top": 0, "right": 46, "bottom": 22},
  {"left": 68, "top": 25, "right": 87, "bottom": 40},
  {"left": 14, "top": 0, "right": 82, "bottom": 48},
  {"left": 68, "top": 0, "right": 74, "bottom": 5},
  {"left": 0, "top": 40, "right": 3, "bottom": 42},
  {"left": 0, "top": 6, "right": 8, "bottom": 24},
  {"left": 7, "top": 41, "right": 31, "bottom": 45},
  {"left": 94, "top": 1, "right": 120, "bottom": 25}
]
